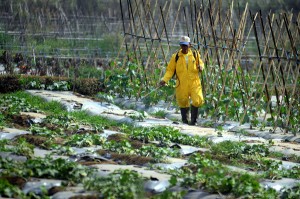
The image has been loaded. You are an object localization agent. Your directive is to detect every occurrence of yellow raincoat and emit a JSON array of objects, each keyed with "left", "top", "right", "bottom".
[{"left": 162, "top": 49, "right": 205, "bottom": 108}]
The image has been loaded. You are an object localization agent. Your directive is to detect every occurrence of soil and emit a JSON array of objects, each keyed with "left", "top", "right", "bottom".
[
  {"left": 1, "top": 90, "right": 300, "bottom": 198},
  {"left": 0, "top": 176, "right": 27, "bottom": 188},
  {"left": 48, "top": 186, "right": 66, "bottom": 196},
  {"left": 69, "top": 195, "right": 98, "bottom": 199},
  {"left": 8, "top": 112, "right": 155, "bottom": 166},
  {"left": 15, "top": 134, "right": 65, "bottom": 149},
  {"left": 97, "top": 149, "right": 155, "bottom": 165},
  {"left": 107, "top": 133, "right": 150, "bottom": 149},
  {"left": 106, "top": 133, "right": 128, "bottom": 142},
  {"left": 11, "top": 114, "right": 35, "bottom": 129},
  {"left": 74, "top": 154, "right": 117, "bottom": 166},
  {"left": 79, "top": 160, "right": 116, "bottom": 166}
]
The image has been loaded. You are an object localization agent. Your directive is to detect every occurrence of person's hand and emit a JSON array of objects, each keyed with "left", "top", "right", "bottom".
[
  {"left": 199, "top": 66, "right": 203, "bottom": 72},
  {"left": 198, "top": 65, "right": 203, "bottom": 72},
  {"left": 159, "top": 80, "right": 166, "bottom": 87}
]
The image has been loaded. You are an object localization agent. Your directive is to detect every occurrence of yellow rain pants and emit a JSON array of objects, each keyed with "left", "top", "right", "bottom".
[{"left": 162, "top": 49, "right": 204, "bottom": 108}]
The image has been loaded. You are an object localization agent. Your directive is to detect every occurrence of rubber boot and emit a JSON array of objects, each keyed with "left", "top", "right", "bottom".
[
  {"left": 190, "top": 105, "right": 198, "bottom": 125},
  {"left": 180, "top": 108, "right": 189, "bottom": 124}
]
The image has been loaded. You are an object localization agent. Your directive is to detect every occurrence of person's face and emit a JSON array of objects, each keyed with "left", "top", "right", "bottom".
[{"left": 180, "top": 44, "right": 189, "bottom": 54}]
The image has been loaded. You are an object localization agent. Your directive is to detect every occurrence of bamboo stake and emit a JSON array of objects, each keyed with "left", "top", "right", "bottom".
[
  {"left": 283, "top": 13, "right": 299, "bottom": 134},
  {"left": 268, "top": 14, "right": 290, "bottom": 119},
  {"left": 239, "top": 11, "right": 273, "bottom": 125}
]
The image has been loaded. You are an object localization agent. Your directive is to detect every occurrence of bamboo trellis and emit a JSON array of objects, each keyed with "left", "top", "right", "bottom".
[{"left": 119, "top": 0, "right": 300, "bottom": 134}]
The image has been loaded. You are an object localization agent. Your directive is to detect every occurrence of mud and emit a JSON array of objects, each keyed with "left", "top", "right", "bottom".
[
  {"left": 15, "top": 134, "right": 65, "bottom": 149},
  {"left": 97, "top": 149, "right": 155, "bottom": 165},
  {"left": 11, "top": 114, "right": 35, "bottom": 128},
  {"left": 48, "top": 186, "right": 66, "bottom": 196},
  {"left": 107, "top": 133, "right": 150, "bottom": 149},
  {"left": 0, "top": 176, "right": 27, "bottom": 188}
]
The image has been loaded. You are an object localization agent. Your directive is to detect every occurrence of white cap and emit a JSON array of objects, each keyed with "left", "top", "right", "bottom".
[{"left": 179, "top": 36, "right": 190, "bottom": 45}]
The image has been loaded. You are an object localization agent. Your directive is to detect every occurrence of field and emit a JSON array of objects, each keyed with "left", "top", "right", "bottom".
[
  {"left": 0, "top": 89, "right": 299, "bottom": 198},
  {"left": 0, "top": 0, "right": 299, "bottom": 198}
]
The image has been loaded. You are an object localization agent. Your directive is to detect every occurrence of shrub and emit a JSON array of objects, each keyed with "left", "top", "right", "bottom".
[
  {"left": 74, "top": 78, "right": 104, "bottom": 96},
  {"left": 0, "top": 75, "right": 22, "bottom": 93}
]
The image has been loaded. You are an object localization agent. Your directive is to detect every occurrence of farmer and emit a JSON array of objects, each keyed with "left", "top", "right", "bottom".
[{"left": 159, "top": 36, "right": 205, "bottom": 125}]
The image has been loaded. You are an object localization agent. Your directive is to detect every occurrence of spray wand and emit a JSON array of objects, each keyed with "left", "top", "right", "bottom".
[{"left": 139, "top": 85, "right": 162, "bottom": 101}]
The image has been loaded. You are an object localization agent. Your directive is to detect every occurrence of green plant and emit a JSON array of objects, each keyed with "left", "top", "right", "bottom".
[
  {"left": 0, "top": 179, "right": 25, "bottom": 198},
  {"left": 70, "top": 110, "right": 119, "bottom": 130},
  {"left": 13, "top": 137, "right": 35, "bottom": 158},
  {"left": 210, "top": 141, "right": 270, "bottom": 160},
  {"left": 30, "top": 125, "right": 60, "bottom": 137},
  {"left": 96, "top": 92, "right": 114, "bottom": 104},
  {"left": 84, "top": 169, "right": 146, "bottom": 199},
  {"left": 103, "top": 140, "right": 134, "bottom": 154},
  {"left": 46, "top": 81, "right": 70, "bottom": 91},
  {"left": 0, "top": 91, "right": 65, "bottom": 115},
  {"left": 0, "top": 156, "right": 93, "bottom": 184},
  {"left": 28, "top": 80, "right": 45, "bottom": 89},
  {"left": 152, "top": 110, "right": 168, "bottom": 118},
  {"left": 0, "top": 75, "right": 22, "bottom": 93},
  {"left": 0, "top": 138, "right": 34, "bottom": 158},
  {"left": 64, "top": 133, "right": 106, "bottom": 147},
  {"left": 74, "top": 78, "right": 104, "bottom": 95},
  {"left": 42, "top": 114, "right": 76, "bottom": 128},
  {"left": 172, "top": 154, "right": 279, "bottom": 197},
  {"left": 0, "top": 112, "right": 5, "bottom": 128},
  {"left": 280, "top": 183, "right": 300, "bottom": 198},
  {"left": 126, "top": 111, "right": 146, "bottom": 121},
  {"left": 52, "top": 145, "right": 76, "bottom": 156},
  {"left": 0, "top": 95, "right": 41, "bottom": 117},
  {"left": 0, "top": 140, "right": 10, "bottom": 152},
  {"left": 138, "top": 145, "right": 181, "bottom": 162},
  {"left": 127, "top": 126, "right": 210, "bottom": 147},
  {"left": 234, "top": 129, "right": 249, "bottom": 140}
]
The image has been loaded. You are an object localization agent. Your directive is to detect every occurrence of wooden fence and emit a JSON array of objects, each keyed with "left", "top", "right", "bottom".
[{"left": 119, "top": 0, "right": 300, "bottom": 134}]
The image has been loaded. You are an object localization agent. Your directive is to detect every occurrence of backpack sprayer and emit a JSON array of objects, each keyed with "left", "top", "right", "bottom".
[{"left": 140, "top": 45, "right": 203, "bottom": 102}]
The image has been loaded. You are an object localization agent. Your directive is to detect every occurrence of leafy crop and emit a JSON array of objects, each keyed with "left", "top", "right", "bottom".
[
  {"left": 0, "top": 138, "right": 34, "bottom": 158},
  {"left": 171, "top": 154, "right": 279, "bottom": 198},
  {"left": 0, "top": 90, "right": 299, "bottom": 198},
  {"left": 64, "top": 133, "right": 106, "bottom": 147},
  {"left": 0, "top": 178, "right": 25, "bottom": 198},
  {"left": 0, "top": 95, "right": 41, "bottom": 116},
  {"left": 84, "top": 169, "right": 146, "bottom": 199},
  {"left": 127, "top": 126, "right": 211, "bottom": 147},
  {"left": 0, "top": 156, "right": 93, "bottom": 184},
  {"left": 103, "top": 140, "right": 181, "bottom": 162}
]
